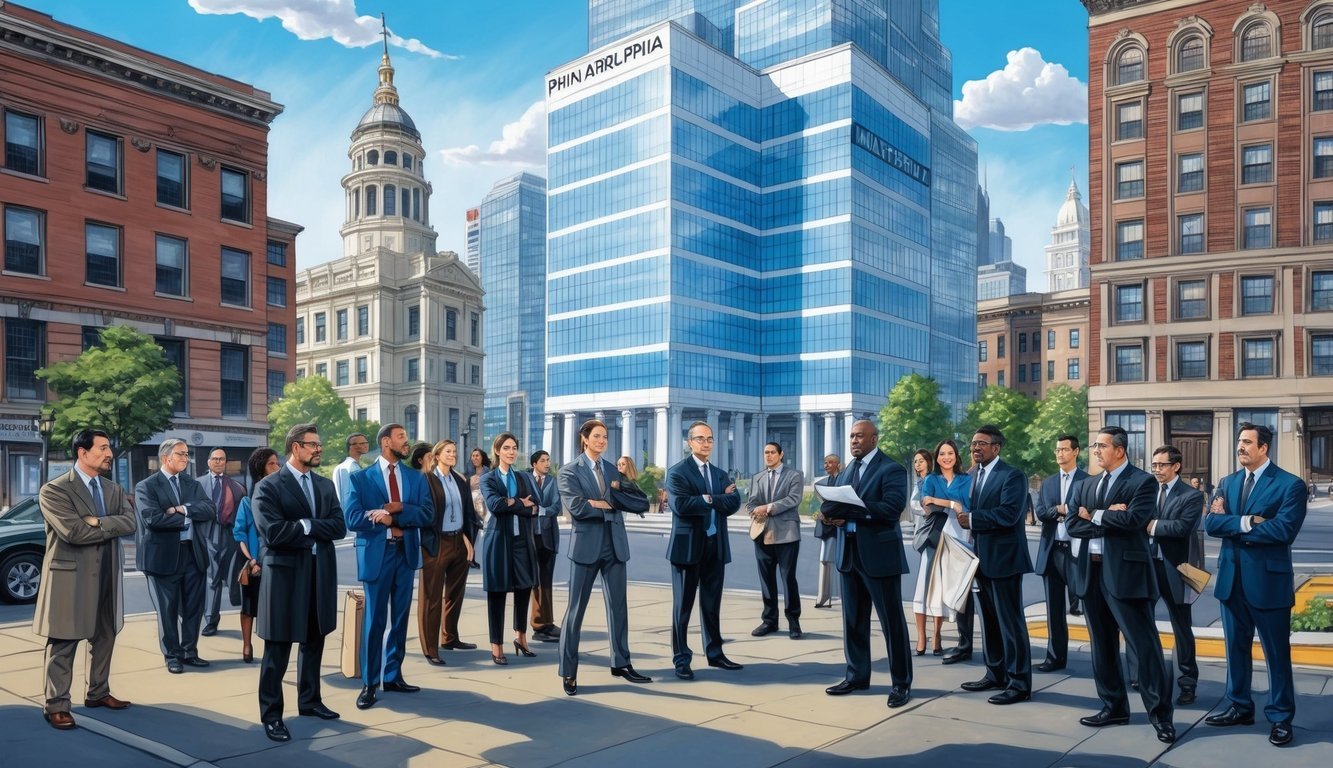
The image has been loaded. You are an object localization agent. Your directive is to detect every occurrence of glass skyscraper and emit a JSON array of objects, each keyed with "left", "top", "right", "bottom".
[
  {"left": 544, "top": 0, "right": 978, "bottom": 477},
  {"left": 480, "top": 172, "right": 548, "bottom": 456}
]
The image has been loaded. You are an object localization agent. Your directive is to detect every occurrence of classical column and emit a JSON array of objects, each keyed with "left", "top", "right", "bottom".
[
  {"left": 562, "top": 412, "right": 577, "bottom": 465},
  {"left": 668, "top": 407, "right": 683, "bottom": 465},
  {"left": 798, "top": 412, "right": 814, "bottom": 479},
  {"left": 654, "top": 407, "right": 669, "bottom": 469},
  {"left": 755, "top": 412, "right": 769, "bottom": 465},
  {"left": 541, "top": 413, "right": 555, "bottom": 457},
  {"left": 621, "top": 409, "right": 635, "bottom": 465},
  {"left": 735, "top": 412, "right": 749, "bottom": 475},
  {"left": 843, "top": 412, "right": 856, "bottom": 459},
  {"left": 822, "top": 412, "right": 837, "bottom": 463}
]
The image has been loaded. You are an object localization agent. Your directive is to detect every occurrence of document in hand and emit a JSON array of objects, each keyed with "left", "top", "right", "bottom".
[{"left": 814, "top": 483, "right": 866, "bottom": 508}]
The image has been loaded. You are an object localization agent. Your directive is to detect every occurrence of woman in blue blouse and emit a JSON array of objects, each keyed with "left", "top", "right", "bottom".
[
  {"left": 232, "top": 447, "right": 280, "bottom": 663},
  {"left": 479, "top": 432, "right": 540, "bottom": 665},
  {"left": 918, "top": 439, "right": 973, "bottom": 638}
]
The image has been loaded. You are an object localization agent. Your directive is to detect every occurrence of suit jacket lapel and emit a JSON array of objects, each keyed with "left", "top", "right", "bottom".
[{"left": 280, "top": 469, "right": 312, "bottom": 516}]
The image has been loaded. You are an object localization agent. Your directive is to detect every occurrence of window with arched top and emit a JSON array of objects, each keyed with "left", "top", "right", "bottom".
[
  {"left": 1177, "top": 35, "right": 1205, "bottom": 72},
  {"left": 413, "top": 188, "right": 421, "bottom": 221},
  {"left": 403, "top": 153, "right": 414, "bottom": 171},
  {"left": 1116, "top": 47, "right": 1145, "bottom": 85},
  {"left": 353, "top": 188, "right": 360, "bottom": 218},
  {"left": 367, "top": 149, "right": 379, "bottom": 166},
  {"left": 1315, "top": 11, "right": 1333, "bottom": 49},
  {"left": 384, "top": 184, "right": 397, "bottom": 216},
  {"left": 385, "top": 150, "right": 398, "bottom": 165},
  {"left": 1241, "top": 22, "right": 1272, "bottom": 61},
  {"left": 401, "top": 188, "right": 410, "bottom": 218},
  {"left": 366, "top": 185, "right": 377, "bottom": 216}
]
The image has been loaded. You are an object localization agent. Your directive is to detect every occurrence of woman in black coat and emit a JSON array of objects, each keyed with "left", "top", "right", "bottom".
[{"left": 479, "top": 432, "right": 540, "bottom": 665}]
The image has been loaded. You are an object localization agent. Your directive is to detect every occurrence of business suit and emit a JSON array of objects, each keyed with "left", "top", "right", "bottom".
[
  {"left": 746, "top": 465, "right": 804, "bottom": 630},
  {"left": 418, "top": 468, "right": 480, "bottom": 656},
  {"left": 1033, "top": 467, "right": 1087, "bottom": 667},
  {"left": 557, "top": 453, "right": 649, "bottom": 678},
  {"left": 135, "top": 470, "right": 215, "bottom": 663},
  {"left": 1204, "top": 461, "right": 1307, "bottom": 727},
  {"left": 345, "top": 458, "right": 433, "bottom": 687},
  {"left": 197, "top": 471, "right": 245, "bottom": 632},
  {"left": 528, "top": 469, "right": 562, "bottom": 634},
  {"left": 1149, "top": 478, "right": 1205, "bottom": 695},
  {"left": 252, "top": 463, "right": 346, "bottom": 725},
  {"left": 966, "top": 458, "right": 1033, "bottom": 695},
  {"left": 33, "top": 469, "right": 137, "bottom": 716},
  {"left": 1067, "top": 463, "right": 1172, "bottom": 723},
  {"left": 666, "top": 455, "right": 741, "bottom": 667},
  {"left": 819, "top": 449, "right": 912, "bottom": 690}
]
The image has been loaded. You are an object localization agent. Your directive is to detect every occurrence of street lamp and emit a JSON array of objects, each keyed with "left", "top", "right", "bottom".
[{"left": 33, "top": 407, "right": 55, "bottom": 486}]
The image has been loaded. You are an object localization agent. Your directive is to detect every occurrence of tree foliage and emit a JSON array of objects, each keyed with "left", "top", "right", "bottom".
[
  {"left": 957, "top": 385, "right": 1039, "bottom": 475},
  {"left": 1022, "top": 385, "right": 1089, "bottom": 476},
  {"left": 37, "top": 325, "right": 179, "bottom": 479},
  {"left": 877, "top": 373, "right": 954, "bottom": 463},
  {"left": 267, "top": 375, "right": 379, "bottom": 472}
]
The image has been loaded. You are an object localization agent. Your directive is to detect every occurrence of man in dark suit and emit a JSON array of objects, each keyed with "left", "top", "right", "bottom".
[
  {"left": 820, "top": 419, "right": 912, "bottom": 709},
  {"left": 1146, "top": 445, "right": 1205, "bottom": 705},
  {"left": 1033, "top": 434, "right": 1087, "bottom": 672},
  {"left": 557, "top": 419, "right": 652, "bottom": 695},
  {"left": 33, "top": 429, "right": 138, "bottom": 730},
  {"left": 746, "top": 441, "right": 805, "bottom": 639},
  {"left": 419, "top": 439, "right": 481, "bottom": 661},
  {"left": 529, "top": 450, "right": 563, "bottom": 642},
  {"left": 135, "top": 438, "right": 216, "bottom": 674},
  {"left": 1066, "top": 426, "right": 1174, "bottom": 744},
  {"left": 1203, "top": 422, "right": 1307, "bottom": 747},
  {"left": 345, "top": 423, "right": 433, "bottom": 710},
  {"left": 252, "top": 423, "right": 346, "bottom": 742},
  {"left": 666, "top": 421, "right": 743, "bottom": 679},
  {"left": 956, "top": 425, "right": 1032, "bottom": 706},
  {"left": 198, "top": 448, "right": 245, "bottom": 637}
]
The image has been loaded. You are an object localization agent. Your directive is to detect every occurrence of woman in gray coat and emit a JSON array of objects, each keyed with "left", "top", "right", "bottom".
[{"left": 479, "top": 432, "right": 540, "bottom": 665}]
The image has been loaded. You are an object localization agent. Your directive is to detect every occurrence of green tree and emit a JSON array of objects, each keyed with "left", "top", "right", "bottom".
[
  {"left": 1022, "top": 385, "right": 1089, "bottom": 477},
  {"left": 957, "top": 385, "right": 1039, "bottom": 475},
  {"left": 636, "top": 464, "right": 665, "bottom": 512},
  {"left": 877, "top": 373, "right": 954, "bottom": 463},
  {"left": 37, "top": 325, "right": 180, "bottom": 481},
  {"left": 267, "top": 375, "right": 378, "bottom": 473}
]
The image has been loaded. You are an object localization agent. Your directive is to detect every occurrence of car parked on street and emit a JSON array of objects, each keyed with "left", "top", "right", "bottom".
[{"left": 0, "top": 497, "right": 45, "bottom": 604}]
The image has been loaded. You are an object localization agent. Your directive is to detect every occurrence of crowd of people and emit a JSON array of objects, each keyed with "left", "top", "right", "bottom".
[{"left": 29, "top": 418, "right": 1306, "bottom": 750}]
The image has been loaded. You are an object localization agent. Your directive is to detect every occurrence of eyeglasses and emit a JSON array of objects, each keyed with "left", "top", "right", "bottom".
[
  {"left": 298, "top": 441, "right": 324, "bottom": 449},
  {"left": 970, "top": 440, "right": 996, "bottom": 448},
  {"left": 171, "top": 451, "right": 190, "bottom": 458},
  {"left": 1091, "top": 443, "right": 1112, "bottom": 450},
  {"left": 1149, "top": 462, "right": 1176, "bottom": 469},
  {"left": 689, "top": 436, "right": 715, "bottom": 444}
]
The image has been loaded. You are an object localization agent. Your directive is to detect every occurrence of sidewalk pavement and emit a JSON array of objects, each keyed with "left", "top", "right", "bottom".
[{"left": 1, "top": 578, "right": 1330, "bottom": 768}]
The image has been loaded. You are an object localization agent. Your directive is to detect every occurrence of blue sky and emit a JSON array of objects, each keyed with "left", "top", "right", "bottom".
[{"left": 26, "top": 0, "right": 1090, "bottom": 289}]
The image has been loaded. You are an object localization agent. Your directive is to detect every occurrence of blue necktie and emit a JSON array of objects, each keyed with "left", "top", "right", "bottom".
[
  {"left": 89, "top": 479, "right": 106, "bottom": 517},
  {"left": 703, "top": 462, "right": 717, "bottom": 536},
  {"left": 301, "top": 473, "right": 315, "bottom": 512}
]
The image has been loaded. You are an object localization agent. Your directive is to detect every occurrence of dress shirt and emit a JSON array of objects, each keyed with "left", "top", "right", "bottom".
[
  {"left": 74, "top": 465, "right": 106, "bottom": 517},
  {"left": 283, "top": 461, "right": 318, "bottom": 552},
  {"left": 1147, "top": 477, "right": 1178, "bottom": 551},
  {"left": 1081, "top": 460, "right": 1129, "bottom": 557},
  {"left": 436, "top": 469, "right": 462, "bottom": 532},
  {"left": 496, "top": 467, "right": 520, "bottom": 535},
  {"left": 1238, "top": 459, "right": 1271, "bottom": 533},
  {"left": 692, "top": 455, "right": 718, "bottom": 536},
  {"left": 162, "top": 469, "right": 192, "bottom": 541},
  {"left": 1054, "top": 469, "right": 1076, "bottom": 542},
  {"left": 845, "top": 449, "right": 878, "bottom": 534}
]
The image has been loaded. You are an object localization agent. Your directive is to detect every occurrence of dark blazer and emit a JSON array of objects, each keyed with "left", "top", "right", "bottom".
[
  {"left": 818, "top": 449, "right": 908, "bottom": 578},
  {"left": 344, "top": 462, "right": 433, "bottom": 579},
  {"left": 558, "top": 455, "right": 641, "bottom": 565},
  {"left": 1034, "top": 467, "right": 1087, "bottom": 575},
  {"left": 252, "top": 467, "right": 346, "bottom": 641},
  {"left": 1204, "top": 462, "right": 1307, "bottom": 610},
  {"left": 420, "top": 469, "right": 479, "bottom": 558},
  {"left": 967, "top": 459, "right": 1032, "bottom": 579},
  {"left": 1152, "top": 479, "right": 1205, "bottom": 603},
  {"left": 1066, "top": 463, "right": 1158, "bottom": 600},
  {"left": 528, "top": 469, "right": 562, "bottom": 553},
  {"left": 479, "top": 468, "right": 540, "bottom": 592},
  {"left": 812, "top": 476, "right": 838, "bottom": 539},
  {"left": 134, "top": 471, "right": 216, "bottom": 576},
  {"left": 665, "top": 456, "right": 741, "bottom": 566}
]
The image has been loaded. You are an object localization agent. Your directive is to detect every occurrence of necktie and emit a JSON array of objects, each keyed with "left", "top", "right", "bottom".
[
  {"left": 1095, "top": 472, "right": 1110, "bottom": 510},
  {"left": 1240, "top": 471, "right": 1255, "bottom": 512},
  {"left": 1158, "top": 483, "right": 1168, "bottom": 515},
  {"left": 702, "top": 462, "right": 716, "bottom": 536},
  {"left": 211, "top": 474, "right": 223, "bottom": 510},
  {"left": 850, "top": 458, "right": 863, "bottom": 489},
  {"left": 301, "top": 473, "right": 315, "bottom": 511},
  {"left": 971, "top": 465, "right": 984, "bottom": 507},
  {"left": 89, "top": 478, "right": 106, "bottom": 517},
  {"left": 169, "top": 474, "right": 182, "bottom": 504},
  {"left": 388, "top": 463, "right": 401, "bottom": 503},
  {"left": 593, "top": 460, "right": 606, "bottom": 496},
  {"left": 769, "top": 469, "right": 777, "bottom": 499},
  {"left": 1060, "top": 473, "right": 1070, "bottom": 504},
  {"left": 701, "top": 462, "right": 713, "bottom": 494}
]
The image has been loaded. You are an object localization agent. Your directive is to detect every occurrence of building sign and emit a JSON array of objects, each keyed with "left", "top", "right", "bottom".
[
  {"left": 851, "top": 123, "right": 931, "bottom": 187},
  {"left": 0, "top": 419, "right": 40, "bottom": 442},
  {"left": 548, "top": 33, "right": 664, "bottom": 95}
]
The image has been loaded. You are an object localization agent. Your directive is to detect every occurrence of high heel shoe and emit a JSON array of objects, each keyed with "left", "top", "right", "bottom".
[
  {"left": 514, "top": 639, "right": 537, "bottom": 658},
  {"left": 933, "top": 640, "right": 943, "bottom": 656},
  {"left": 492, "top": 653, "right": 508, "bottom": 665},
  {"left": 915, "top": 645, "right": 926, "bottom": 656}
]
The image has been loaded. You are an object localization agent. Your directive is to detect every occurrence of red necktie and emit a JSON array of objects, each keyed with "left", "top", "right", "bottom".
[{"left": 388, "top": 463, "right": 403, "bottom": 537}]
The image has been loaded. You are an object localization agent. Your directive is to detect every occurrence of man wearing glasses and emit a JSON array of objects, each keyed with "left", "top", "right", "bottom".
[
  {"left": 135, "top": 439, "right": 216, "bottom": 674},
  {"left": 334, "top": 433, "right": 370, "bottom": 503},
  {"left": 1143, "top": 445, "right": 1205, "bottom": 706}
]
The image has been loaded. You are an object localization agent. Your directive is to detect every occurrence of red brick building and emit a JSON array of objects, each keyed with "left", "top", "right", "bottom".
[
  {"left": 1084, "top": 0, "right": 1333, "bottom": 484},
  {"left": 0, "top": 2, "right": 296, "bottom": 503}
]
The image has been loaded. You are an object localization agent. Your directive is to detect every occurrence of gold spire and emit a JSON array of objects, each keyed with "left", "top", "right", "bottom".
[{"left": 373, "top": 13, "right": 399, "bottom": 107}]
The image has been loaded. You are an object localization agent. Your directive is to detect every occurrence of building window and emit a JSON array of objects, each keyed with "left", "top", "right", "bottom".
[
  {"left": 384, "top": 150, "right": 398, "bottom": 165},
  {"left": 403, "top": 152, "right": 413, "bottom": 170},
  {"left": 1177, "top": 92, "right": 1204, "bottom": 130},
  {"left": 470, "top": 312, "right": 480, "bottom": 346},
  {"left": 1316, "top": 138, "right": 1333, "bottom": 178},
  {"left": 1115, "top": 283, "right": 1145, "bottom": 323},
  {"left": 220, "top": 166, "right": 250, "bottom": 223},
  {"left": 366, "top": 185, "right": 377, "bottom": 216},
  {"left": 1175, "top": 279, "right": 1208, "bottom": 320},
  {"left": 1177, "top": 153, "right": 1204, "bottom": 193},
  {"left": 296, "top": 316, "right": 306, "bottom": 345},
  {"left": 1116, "top": 101, "right": 1143, "bottom": 140},
  {"left": 413, "top": 188, "right": 421, "bottom": 221},
  {"left": 1030, "top": 362, "right": 1040, "bottom": 383},
  {"left": 1312, "top": 334, "right": 1333, "bottom": 375},
  {"left": 356, "top": 356, "right": 368, "bottom": 384},
  {"left": 1068, "top": 358, "right": 1081, "bottom": 380},
  {"left": 1316, "top": 70, "right": 1333, "bottom": 111},
  {"left": 446, "top": 361, "right": 457, "bottom": 383},
  {"left": 156, "top": 149, "right": 187, "bottom": 208},
  {"left": 1179, "top": 213, "right": 1205, "bottom": 254},
  {"left": 407, "top": 304, "right": 420, "bottom": 339},
  {"left": 367, "top": 149, "right": 379, "bottom": 166},
  {"left": 357, "top": 305, "right": 370, "bottom": 336},
  {"left": 267, "top": 370, "right": 285, "bottom": 402},
  {"left": 1243, "top": 81, "right": 1271, "bottom": 121},
  {"left": 336, "top": 309, "right": 348, "bottom": 341},
  {"left": 1116, "top": 47, "right": 1144, "bottom": 84},
  {"left": 266, "top": 276, "right": 287, "bottom": 307},
  {"left": 85, "top": 130, "right": 121, "bottom": 194},
  {"left": 84, "top": 222, "right": 121, "bottom": 287},
  {"left": 315, "top": 312, "right": 326, "bottom": 342},
  {"left": 385, "top": 184, "right": 397, "bottom": 216},
  {"left": 157, "top": 337, "right": 187, "bottom": 415},
  {"left": 4, "top": 318, "right": 44, "bottom": 400},
  {"left": 1046, "top": 330, "right": 1056, "bottom": 350},
  {"left": 1116, "top": 219, "right": 1144, "bottom": 261},
  {"left": 357, "top": 407, "right": 368, "bottom": 422},
  {"left": 978, "top": 373, "right": 988, "bottom": 388},
  {"left": 1243, "top": 208, "right": 1273, "bottom": 249},
  {"left": 4, "top": 109, "right": 42, "bottom": 176},
  {"left": 407, "top": 357, "right": 420, "bottom": 383},
  {"left": 1240, "top": 275, "right": 1274, "bottom": 315},
  {"left": 446, "top": 309, "right": 457, "bottom": 341},
  {"left": 1019, "top": 333, "right": 1028, "bottom": 354},
  {"left": 296, "top": 368, "right": 306, "bottom": 379},
  {"left": 978, "top": 340, "right": 988, "bottom": 361},
  {"left": 220, "top": 247, "right": 249, "bottom": 306},
  {"left": 1241, "top": 144, "right": 1273, "bottom": 184},
  {"left": 1114, "top": 344, "right": 1145, "bottom": 382},
  {"left": 81, "top": 326, "right": 103, "bottom": 350},
  {"left": 998, "top": 370, "right": 1006, "bottom": 387},
  {"left": 1311, "top": 271, "right": 1333, "bottom": 311},
  {"left": 1047, "top": 360, "right": 1055, "bottom": 380},
  {"left": 267, "top": 322, "right": 286, "bottom": 354},
  {"left": 1317, "top": 202, "right": 1333, "bottom": 243},
  {"left": 266, "top": 240, "right": 287, "bottom": 267},
  {"left": 221, "top": 345, "right": 248, "bottom": 416},
  {"left": 1116, "top": 160, "right": 1145, "bottom": 199},
  {"left": 1018, "top": 365, "right": 1027, "bottom": 383},
  {"left": 998, "top": 334, "right": 1006, "bottom": 358},
  {"left": 336, "top": 360, "right": 349, "bottom": 386},
  {"left": 1240, "top": 22, "right": 1273, "bottom": 61},
  {"left": 405, "top": 405, "right": 418, "bottom": 441},
  {"left": 1316, "top": 12, "right": 1333, "bottom": 50},
  {"left": 1070, "top": 328, "right": 1081, "bottom": 348},
  {"left": 154, "top": 234, "right": 187, "bottom": 296},
  {"left": 471, "top": 364, "right": 480, "bottom": 385},
  {"left": 315, "top": 362, "right": 327, "bottom": 380},
  {"left": 4, "top": 206, "right": 43, "bottom": 275},
  {"left": 1177, "top": 35, "right": 1205, "bottom": 72},
  {"left": 1106, "top": 411, "right": 1147, "bottom": 467},
  {"left": 1241, "top": 337, "right": 1276, "bottom": 377}
]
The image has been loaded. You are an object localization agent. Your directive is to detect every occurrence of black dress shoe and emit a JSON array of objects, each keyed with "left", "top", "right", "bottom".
[
  {"left": 989, "top": 689, "right": 1031, "bottom": 705},
  {"left": 960, "top": 678, "right": 1001, "bottom": 692},
  {"left": 442, "top": 640, "right": 477, "bottom": 650},
  {"left": 1270, "top": 721, "right": 1293, "bottom": 746},
  {"left": 789, "top": 625, "right": 804, "bottom": 640},
  {"left": 263, "top": 720, "right": 291, "bottom": 742},
  {"left": 611, "top": 665, "right": 652, "bottom": 683},
  {"left": 1036, "top": 660, "right": 1066, "bottom": 672},
  {"left": 166, "top": 659, "right": 184, "bottom": 674},
  {"left": 1069, "top": 603, "right": 1083, "bottom": 616},
  {"left": 886, "top": 686, "right": 911, "bottom": 708},
  {"left": 1204, "top": 705, "right": 1255, "bottom": 727},
  {"left": 424, "top": 656, "right": 447, "bottom": 666},
  {"left": 298, "top": 704, "right": 340, "bottom": 720},
  {"left": 383, "top": 680, "right": 421, "bottom": 693},
  {"left": 675, "top": 664, "right": 695, "bottom": 680},
  {"left": 825, "top": 680, "right": 869, "bottom": 696},
  {"left": 1152, "top": 719, "right": 1176, "bottom": 744},
  {"left": 562, "top": 677, "right": 577, "bottom": 696},
  {"left": 182, "top": 657, "right": 210, "bottom": 668},
  {"left": 708, "top": 656, "right": 743, "bottom": 670},
  {"left": 355, "top": 686, "right": 377, "bottom": 710},
  {"left": 942, "top": 650, "right": 972, "bottom": 665},
  {"left": 751, "top": 623, "right": 778, "bottom": 637},
  {"left": 1175, "top": 689, "right": 1196, "bottom": 706},
  {"left": 1080, "top": 709, "right": 1130, "bottom": 727},
  {"left": 201, "top": 624, "right": 218, "bottom": 637}
]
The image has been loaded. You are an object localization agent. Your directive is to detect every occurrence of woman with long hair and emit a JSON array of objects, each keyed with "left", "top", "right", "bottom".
[
  {"left": 907, "top": 449, "right": 939, "bottom": 655},
  {"left": 232, "top": 447, "right": 280, "bottom": 663},
  {"left": 919, "top": 439, "right": 973, "bottom": 653},
  {"left": 478, "top": 432, "right": 540, "bottom": 665},
  {"left": 470, "top": 447, "right": 492, "bottom": 523}
]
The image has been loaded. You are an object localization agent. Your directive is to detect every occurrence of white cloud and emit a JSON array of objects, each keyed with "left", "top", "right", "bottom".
[
  {"left": 187, "top": 0, "right": 457, "bottom": 59},
  {"left": 439, "top": 100, "right": 547, "bottom": 167},
  {"left": 954, "top": 47, "right": 1086, "bottom": 132}
]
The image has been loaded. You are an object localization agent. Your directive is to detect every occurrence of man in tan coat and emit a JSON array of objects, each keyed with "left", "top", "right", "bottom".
[{"left": 32, "top": 428, "right": 137, "bottom": 730}]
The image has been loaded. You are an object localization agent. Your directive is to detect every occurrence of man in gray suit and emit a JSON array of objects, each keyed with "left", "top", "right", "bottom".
[
  {"left": 556, "top": 418, "right": 651, "bottom": 695},
  {"left": 746, "top": 441, "right": 805, "bottom": 639},
  {"left": 529, "top": 450, "right": 562, "bottom": 642},
  {"left": 1147, "top": 445, "right": 1205, "bottom": 705}
]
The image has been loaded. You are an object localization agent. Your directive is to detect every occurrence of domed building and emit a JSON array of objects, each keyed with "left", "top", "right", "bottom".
[
  {"left": 295, "top": 40, "right": 485, "bottom": 449},
  {"left": 1045, "top": 176, "right": 1090, "bottom": 292}
]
